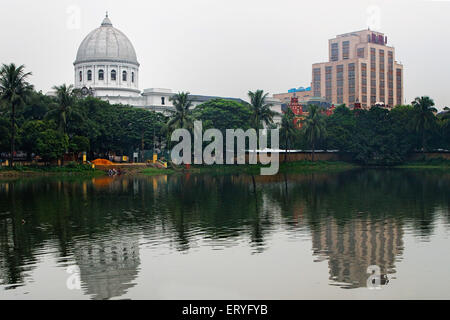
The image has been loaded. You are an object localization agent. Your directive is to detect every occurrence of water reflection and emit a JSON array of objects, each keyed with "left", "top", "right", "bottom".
[
  {"left": 0, "top": 169, "right": 449, "bottom": 299},
  {"left": 311, "top": 217, "right": 403, "bottom": 288},
  {"left": 73, "top": 232, "right": 140, "bottom": 300}
]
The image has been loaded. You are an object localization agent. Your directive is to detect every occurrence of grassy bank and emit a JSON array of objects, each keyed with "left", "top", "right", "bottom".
[
  {"left": 132, "top": 160, "right": 357, "bottom": 177},
  {"left": 396, "top": 158, "right": 450, "bottom": 169},
  {"left": 0, "top": 163, "right": 105, "bottom": 178},
  {"left": 182, "top": 160, "right": 356, "bottom": 175},
  {"left": 140, "top": 167, "right": 176, "bottom": 176},
  {"left": 8, "top": 158, "right": 446, "bottom": 179}
]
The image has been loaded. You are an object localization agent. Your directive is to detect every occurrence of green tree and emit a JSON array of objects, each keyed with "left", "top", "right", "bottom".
[
  {"left": 280, "top": 108, "right": 297, "bottom": 162},
  {"left": 45, "top": 84, "right": 82, "bottom": 135},
  {"left": 193, "top": 98, "right": 254, "bottom": 158},
  {"left": 325, "top": 104, "right": 355, "bottom": 151},
  {"left": 349, "top": 107, "right": 411, "bottom": 165},
  {"left": 19, "top": 120, "right": 53, "bottom": 159},
  {"left": 35, "top": 129, "right": 68, "bottom": 163},
  {"left": 0, "top": 116, "right": 10, "bottom": 152},
  {"left": 193, "top": 98, "right": 253, "bottom": 130},
  {"left": 20, "top": 91, "right": 53, "bottom": 121},
  {"left": 0, "top": 63, "right": 33, "bottom": 166},
  {"left": 71, "top": 97, "right": 167, "bottom": 158},
  {"left": 411, "top": 96, "right": 437, "bottom": 151},
  {"left": 119, "top": 108, "right": 165, "bottom": 156},
  {"left": 168, "top": 92, "right": 194, "bottom": 130},
  {"left": 69, "top": 136, "right": 90, "bottom": 154},
  {"left": 247, "top": 90, "right": 275, "bottom": 130},
  {"left": 302, "top": 105, "right": 327, "bottom": 161}
]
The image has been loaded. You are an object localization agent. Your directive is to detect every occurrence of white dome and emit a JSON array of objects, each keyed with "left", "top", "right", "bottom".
[{"left": 74, "top": 15, "right": 139, "bottom": 66}]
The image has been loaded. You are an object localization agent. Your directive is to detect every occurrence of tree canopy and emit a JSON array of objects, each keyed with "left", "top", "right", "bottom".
[{"left": 0, "top": 67, "right": 447, "bottom": 167}]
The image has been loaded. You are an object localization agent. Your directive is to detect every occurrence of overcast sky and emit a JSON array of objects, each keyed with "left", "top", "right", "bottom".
[{"left": 1, "top": 0, "right": 449, "bottom": 109}]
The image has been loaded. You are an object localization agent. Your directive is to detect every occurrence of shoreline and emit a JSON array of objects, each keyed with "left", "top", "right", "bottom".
[
  {"left": 0, "top": 165, "right": 105, "bottom": 179},
  {"left": 1, "top": 160, "right": 449, "bottom": 179}
]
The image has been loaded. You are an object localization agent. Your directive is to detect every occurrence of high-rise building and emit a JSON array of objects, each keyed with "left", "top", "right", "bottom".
[{"left": 312, "top": 29, "right": 404, "bottom": 109}]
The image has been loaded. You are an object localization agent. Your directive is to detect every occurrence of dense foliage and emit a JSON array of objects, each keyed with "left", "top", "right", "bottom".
[
  {"left": 322, "top": 104, "right": 449, "bottom": 165},
  {"left": 193, "top": 98, "right": 253, "bottom": 131},
  {"left": 1, "top": 64, "right": 448, "bottom": 166},
  {"left": 0, "top": 89, "right": 168, "bottom": 162}
]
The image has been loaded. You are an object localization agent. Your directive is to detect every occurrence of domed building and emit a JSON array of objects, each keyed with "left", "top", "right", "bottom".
[
  {"left": 74, "top": 14, "right": 143, "bottom": 105},
  {"left": 71, "top": 14, "right": 280, "bottom": 119}
]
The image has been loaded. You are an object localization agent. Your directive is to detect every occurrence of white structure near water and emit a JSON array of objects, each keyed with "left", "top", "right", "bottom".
[{"left": 71, "top": 14, "right": 282, "bottom": 120}]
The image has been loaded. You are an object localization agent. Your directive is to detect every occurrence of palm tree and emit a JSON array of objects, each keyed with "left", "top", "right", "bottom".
[
  {"left": 302, "top": 105, "right": 326, "bottom": 162},
  {"left": 45, "top": 84, "right": 82, "bottom": 135},
  {"left": 248, "top": 90, "right": 276, "bottom": 130},
  {"left": 0, "top": 63, "right": 33, "bottom": 167},
  {"left": 168, "top": 92, "right": 194, "bottom": 130},
  {"left": 280, "top": 108, "right": 297, "bottom": 162},
  {"left": 411, "top": 96, "right": 437, "bottom": 151}
]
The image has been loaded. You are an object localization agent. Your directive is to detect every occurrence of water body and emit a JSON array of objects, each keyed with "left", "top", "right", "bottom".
[{"left": 0, "top": 169, "right": 449, "bottom": 300}]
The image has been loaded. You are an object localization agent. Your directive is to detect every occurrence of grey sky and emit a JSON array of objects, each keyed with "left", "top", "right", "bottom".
[{"left": 1, "top": 0, "right": 449, "bottom": 109}]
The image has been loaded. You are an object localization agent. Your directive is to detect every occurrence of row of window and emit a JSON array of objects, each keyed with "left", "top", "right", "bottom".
[
  {"left": 331, "top": 43, "right": 339, "bottom": 62},
  {"left": 330, "top": 41, "right": 351, "bottom": 61},
  {"left": 388, "top": 51, "right": 394, "bottom": 104},
  {"left": 396, "top": 69, "right": 403, "bottom": 105},
  {"left": 342, "top": 41, "right": 350, "bottom": 60},
  {"left": 357, "top": 48, "right": 365, "bottom": 58},
  {"left": 313, "top": 68, "right": 321, "bottom": 97},
  {"left": 348, "top": 63, "right": 355, "bottom": 96},
  {"left": 379, "top": 51, "right": 385, "bottom": 101},
  {"left": 79, "top": 69, "right": 135, "bottom": 83},
  {"left": 315, "top": 62, "right": 402, "bottom": 106},
  {"left": 370, "top": 48, "right": 376, "bottom": 104},
  {"left": 336, "top": 65, "right": 344, "bottom": 104},
  {"left": 325, "top": 66, "right": 332, "bottom": 101},
  {"left": 331, "top": 43, "right": 393, "bottom": 64},
  {"left": 362, "top": 63, "right": 368, "bottom": 97}
]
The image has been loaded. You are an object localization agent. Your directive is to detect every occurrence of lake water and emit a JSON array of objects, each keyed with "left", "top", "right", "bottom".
[{"left": 0, "top": 169, "right": 449, "bottom": 300}]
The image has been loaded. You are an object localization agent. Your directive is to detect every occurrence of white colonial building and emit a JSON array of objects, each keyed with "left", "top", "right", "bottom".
[{"left": 71, "top": 14, "right": 282, "bottom": 122}]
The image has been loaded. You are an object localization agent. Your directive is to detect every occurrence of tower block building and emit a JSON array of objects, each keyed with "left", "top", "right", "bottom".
[{"left": 312, "top": 30, "right": 403, "bottom": 109}]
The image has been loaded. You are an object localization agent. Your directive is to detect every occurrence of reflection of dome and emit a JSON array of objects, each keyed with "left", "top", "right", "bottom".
[
  {"left": 73, "top": 232, "right": 140, "bottom": 300},
  {"left": 75, "top": 15, "right": 138, "bottom": 66}
]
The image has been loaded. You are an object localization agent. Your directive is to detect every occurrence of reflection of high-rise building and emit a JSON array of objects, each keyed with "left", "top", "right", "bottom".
[
  {"left": 72, "top": 232, "right": 140, "bottom": 300},
  {"left": 311, "top": 217, "right": 404, "bottom": 288}
]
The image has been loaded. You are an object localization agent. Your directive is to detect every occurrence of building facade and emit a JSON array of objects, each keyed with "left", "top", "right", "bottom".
[
  {"left": 312, "top": 29, "right": 404, "bottom": 109},
  {"left": 274, "top": 87, "right": 314, "bottom": 105},
  {"left": 274, "top": 85, "right": 332, "bottom": 114}
]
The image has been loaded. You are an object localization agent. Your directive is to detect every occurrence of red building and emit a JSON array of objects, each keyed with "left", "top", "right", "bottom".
[
  {"left": 288, "top": 96, "right": 307, "bottom": 128},
  {"left": 286, "top": 97, "right": 337, "bottom": 128},
  {"left": 323, "top": 104, "right": 336, "bottom": 116}
]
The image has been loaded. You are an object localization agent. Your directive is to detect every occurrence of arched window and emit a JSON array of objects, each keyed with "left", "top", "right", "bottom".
[
  {"left": 161, "top": 97, "right": 165, "bottom": 105},
  {"left": 98, "top": 69, "right": 104, "bottom": 81},
  {"left": 111, "top": 70, "right": 116, "bottom": 81},
  {"left": 122, "top": 70, "right": 127, "bottom": 82},
  {"left": 79, "top": 71, "right": 82, "bottom": 82},
  {"left": 131, "top": 72, "right": 135, "bottom": 83},
  {"left": 87, "top": 70, "right": 92, "bottom": 81}
]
